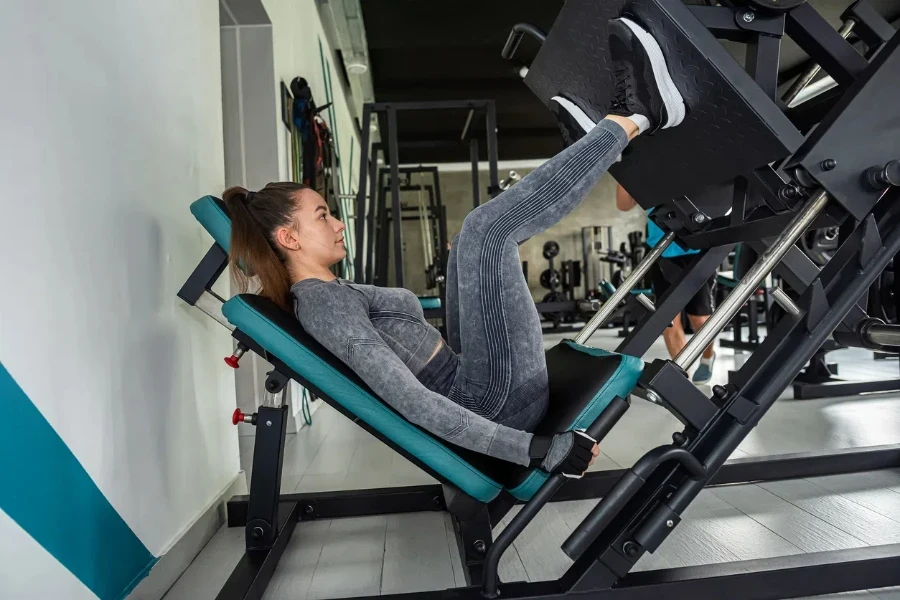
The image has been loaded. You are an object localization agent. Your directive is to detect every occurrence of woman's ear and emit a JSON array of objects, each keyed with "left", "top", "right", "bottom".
[{"left": 275, "top": 225, "right": 301, "bottom": 252}]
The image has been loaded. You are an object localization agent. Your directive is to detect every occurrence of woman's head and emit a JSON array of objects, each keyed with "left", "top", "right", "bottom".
[{"left": 224, "top": 182, "right": 346, "bottom": 311}]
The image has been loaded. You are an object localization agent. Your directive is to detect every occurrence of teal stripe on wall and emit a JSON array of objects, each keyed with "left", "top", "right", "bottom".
[{"left": 0, "top": 363, "right": 157, "bottom": 599}]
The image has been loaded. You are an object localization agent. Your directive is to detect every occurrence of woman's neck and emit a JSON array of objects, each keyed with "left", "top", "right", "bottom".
[{"left": 289, "top": 261, "right": 337, "bottom": 284}]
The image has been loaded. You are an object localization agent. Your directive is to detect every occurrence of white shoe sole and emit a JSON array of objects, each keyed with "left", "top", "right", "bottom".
[
  {"left": 550, "top": 96, "right": 596, "bottom": 134},
  {"left": 618, "top": 17, "right": 685, "bottom": 128}
]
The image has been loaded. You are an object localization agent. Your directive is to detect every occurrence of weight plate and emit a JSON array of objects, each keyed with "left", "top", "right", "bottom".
[
  {"left": 801, "top": 228, "right": 837, "bottom": 267},
  {"left": 540, "top": 269, "right": 561, "bottom": 290},
  {"left": 543, "top": 240, "right": 560, "bottom": 259}
]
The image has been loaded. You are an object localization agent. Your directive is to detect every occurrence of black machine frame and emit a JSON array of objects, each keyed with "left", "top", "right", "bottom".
[
  {"left": 371, "top": 167, "right": 449, "bottom": 293},
  {"left": 353, "top": 100, "right": 501, "bottom": 290},
  {"left": 176, "top": 1, "right": 900, "bottom": 599}
]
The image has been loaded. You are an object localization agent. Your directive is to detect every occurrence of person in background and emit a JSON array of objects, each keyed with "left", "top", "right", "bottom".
[{"left": 615, "top": 185, "right": 717, "bottom": 384}]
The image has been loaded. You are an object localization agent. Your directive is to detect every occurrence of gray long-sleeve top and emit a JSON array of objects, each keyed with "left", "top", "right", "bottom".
[{"left": 291, "top": 278, "right": 533, "bottom": 466}]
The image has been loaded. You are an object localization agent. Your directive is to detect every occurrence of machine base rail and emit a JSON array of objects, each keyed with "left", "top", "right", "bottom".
[
  {"left": 217, "top": 502, "right": 300, "bottom": 600},
  {"left": 344, "top": 543, "right": 900, "bottom": 600},
  {"left": 793, "top": 377, "right": 900, "bottom": 399},
  {"left": 552, "top": 443, "right": 900, "bottom": 503},
  {"left": 226, "top": 485, "right": 445, "bottom": 526},
  {"left": 225, "top": 445, "right": 900, "bottom": 527}
]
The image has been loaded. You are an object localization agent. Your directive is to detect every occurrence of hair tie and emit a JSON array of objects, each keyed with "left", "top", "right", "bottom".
[{"left": 245, "top": 191, "right": 256, "bottom": 203}]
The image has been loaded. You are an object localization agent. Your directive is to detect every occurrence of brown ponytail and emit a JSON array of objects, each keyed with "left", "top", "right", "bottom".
[{"left": 223, "top": 182, "right": 309, "bottom": 312}]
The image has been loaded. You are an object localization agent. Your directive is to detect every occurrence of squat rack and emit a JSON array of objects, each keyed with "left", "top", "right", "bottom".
[
  {"left": 371, "top": 166, "right": 448, "bottom": 290},
  {"left": 353, "top": 100, "right": 501, "bottom": 289}
]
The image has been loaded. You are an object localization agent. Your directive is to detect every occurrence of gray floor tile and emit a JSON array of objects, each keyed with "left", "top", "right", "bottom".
[
  {"left": 760, "top": 479, "right": 900, "bottom": 545},
  {"left": 162, "top": 524, "right": 244, "bottom": 600},
  {"left": 305, "top": 516, "right": 388, "bottom": 600},
  {"left": 295, "top": 472, "right": 350, "bottom": 494},
  {"left": 712, "top": 484, "right": 869, "bottom": 552},
  {"left": 263, "top": 519, "right": 331, "bottom": 600},
  {"left": 805, "top": 471, "right": 900, "bottom": 522},
  {"left": 655, "top": 517, "right": 743, "bottom": 567},
  {"left": 442, "top": 513, "right": 469, "bottom": 587},
  {"left": 497, "top": 504, "right": 574, "bottom": 581},
  {"left": 381, "top": 512, "right": 456, "bottom": 594}
]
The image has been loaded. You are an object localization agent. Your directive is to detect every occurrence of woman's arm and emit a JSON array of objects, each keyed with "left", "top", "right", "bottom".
[
  {"left": 615, "top": 183, "right": 638, "bottom": 211},
  {"left": 297, "top": 286, "right": 535, "bottom": 466}
]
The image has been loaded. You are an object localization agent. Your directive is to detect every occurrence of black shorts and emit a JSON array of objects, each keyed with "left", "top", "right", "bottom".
[{"left": 649, "top": 255, "right": 716, "bottom": 317}]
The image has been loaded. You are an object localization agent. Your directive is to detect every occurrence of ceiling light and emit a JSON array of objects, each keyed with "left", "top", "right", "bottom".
[{"left": 345, "top": 57, "right": 369, "bottom": 75}]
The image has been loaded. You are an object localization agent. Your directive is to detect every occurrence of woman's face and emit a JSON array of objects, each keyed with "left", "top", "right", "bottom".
[{"left": 279, "top": 189, "right": 346, "bottom": 267}]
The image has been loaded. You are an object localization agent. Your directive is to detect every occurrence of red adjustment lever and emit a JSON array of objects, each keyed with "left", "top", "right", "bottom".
[{"left": 224, "top": 344, "right": 247, "bottom": 369}]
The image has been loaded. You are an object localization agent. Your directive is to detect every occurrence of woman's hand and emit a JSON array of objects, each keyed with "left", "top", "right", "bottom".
[{"left": 538, "top": 431, "right": 599, "bottom": 478}]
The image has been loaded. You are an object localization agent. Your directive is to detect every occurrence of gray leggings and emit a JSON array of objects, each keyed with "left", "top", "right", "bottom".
[{"left": 444, "top": 119, "right": 629, "bottom": 430}]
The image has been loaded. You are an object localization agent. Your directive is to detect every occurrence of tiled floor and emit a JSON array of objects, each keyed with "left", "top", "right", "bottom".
[{"left": 165, "top": 328, "right": 900, "bottom": 600}]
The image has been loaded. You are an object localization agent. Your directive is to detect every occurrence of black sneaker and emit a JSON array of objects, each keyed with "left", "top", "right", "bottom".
[
  {"left": 608, "top": 17, "right": 685, "bottom": 132},
  {"left": 549, "top": 95, "right": 596, "bottom": 147}
]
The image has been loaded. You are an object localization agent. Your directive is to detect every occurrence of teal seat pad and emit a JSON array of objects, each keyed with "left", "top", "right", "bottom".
[{"left": 419, "top": 297, "right": 442, "bottom": 310}]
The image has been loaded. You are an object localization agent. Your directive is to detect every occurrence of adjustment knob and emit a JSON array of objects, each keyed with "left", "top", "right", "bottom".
[
  {"left": 866, "top": 160, "right": 900, "bottom": 190},
  {"left": 232, "top": 408, "right": 244, "bottom": 425},
  {"left": 224, "top": 344, "right": 248, "bottom": 369}
]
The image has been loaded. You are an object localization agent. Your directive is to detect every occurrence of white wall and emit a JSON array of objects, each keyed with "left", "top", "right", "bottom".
[{"left": 0, "top": 0, "right": 238, "bottom": 596}]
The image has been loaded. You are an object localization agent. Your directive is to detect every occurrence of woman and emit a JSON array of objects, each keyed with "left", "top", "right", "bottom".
[{"left": 225, "top": 17, "right": 684, "bottom": 476}]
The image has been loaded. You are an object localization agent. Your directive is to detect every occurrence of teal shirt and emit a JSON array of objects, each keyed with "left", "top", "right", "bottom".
[{"left": 647, "top": 210, "right": 699, "bottom": 258}]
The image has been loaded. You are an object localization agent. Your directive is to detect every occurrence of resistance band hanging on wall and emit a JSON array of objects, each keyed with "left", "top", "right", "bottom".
[
  {"left": 288, "top": 75, "right": 356, "bottom": 283},
  {"left": 290, "top": 77, "right": 329, "bottom": 191}
]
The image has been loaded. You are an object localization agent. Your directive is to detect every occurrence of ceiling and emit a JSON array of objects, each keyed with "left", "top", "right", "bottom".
[{"left": 359, "top": 0, "right": 898, "bottom": 164}]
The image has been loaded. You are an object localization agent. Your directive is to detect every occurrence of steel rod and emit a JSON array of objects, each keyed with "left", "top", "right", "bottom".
[
  {"left": 635, "top": 294, "right": 656, "bottom": 313},
  {"left": 865, "top": 324, "right": 900, "bottom": 347},
  {"left": 783, "top": 19, "right": 856, "bottom": 106},
  {"left": 675, "top": 190, "right": 831, "bottom": 370},
  {"left": 771, "top": 286, "right": 801, "bottom": 316},
  {"left": 574, "top": 232, "right": 675, "bottom": 344},
  {"left": 461, "top": 108, "right": 475, "bottom": 141}
]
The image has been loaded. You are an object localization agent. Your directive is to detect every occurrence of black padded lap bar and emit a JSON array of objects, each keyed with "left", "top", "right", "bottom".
[
  {"left": 525, "top": 0, "right": 803, "bottom": 206},
  {"left": 453, "top": 344, "right": 628, "bottom": 489}
]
